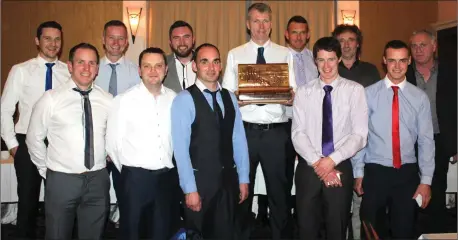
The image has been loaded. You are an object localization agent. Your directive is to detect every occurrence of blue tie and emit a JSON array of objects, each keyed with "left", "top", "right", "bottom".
[
  {"left": 257, "top": 47, "right": 266, "bottom": 64},
  {"left": 109, "top": 63, "right": 119, "bottom": 96},
  {"left": 45, "top": 63, "right": 55, "bottom": 91},
  {"left": 322, "top": 85, "right": 334, "bottom": 156}
]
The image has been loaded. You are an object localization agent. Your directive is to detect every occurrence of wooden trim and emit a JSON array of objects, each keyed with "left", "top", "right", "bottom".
[{"left": 431, "top": 20, "right": 457, "bottom": 31}]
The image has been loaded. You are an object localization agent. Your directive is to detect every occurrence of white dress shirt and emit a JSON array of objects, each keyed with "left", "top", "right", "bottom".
[
  {"left": 1, "top": 55, "right": 70, "bottom": 150},
  {"left": 94, "top": 56, "right": 141, "bottom": 95},
  {"left": 292, "top": 76, "right": 368, "bottom": 166},
  {"left": 106, "top": 82, "right": 176, "bottom": 172},
  {"left": 26, "top": 79, "right": 113, "bottom": 178},
  {"left": 174, "top": 55, "right": 196, "bottom": 89},
  {"left": 288, "top": 47, "right": 318, "bottom": 85},
  {"left": 222, "top": 39, "right": 296, "bottom": 124}
]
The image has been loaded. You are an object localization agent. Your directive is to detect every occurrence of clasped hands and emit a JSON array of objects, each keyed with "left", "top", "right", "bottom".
[
  {"left": 313, "top": 157, "right": 342, "bottom": 188},
  {"left": 185, "top": 183, "right": 249, "bottom": 212}
]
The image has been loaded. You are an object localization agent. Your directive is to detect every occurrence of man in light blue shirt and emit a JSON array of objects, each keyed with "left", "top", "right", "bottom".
[
  {"left": 171, "top": 43, "right": 249, "bottom": 239},
  {"left": 352, "top": 40, "right": 435, "bottom": 239},
  {"left": 94, "top": 20, "right": 140, "bottom": 227}
]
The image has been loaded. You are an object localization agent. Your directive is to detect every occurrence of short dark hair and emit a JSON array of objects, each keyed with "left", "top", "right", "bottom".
[
  {"left": 69, "top": 43, "right": 100, "bottom": 64},
  {"left": 286, "top": 15, "right": 308, "bottom": 31},
  {"left": 332, "top": 24, "right": 363, "bottom": 57},
  {"left": 138, "top": 47, "right": 167, "bottom": 66},
  {"left": 169, "top": 20, "right": 193, "bottom": 39},
  {"left": 383, "top": 40, "right": 410, "bottom": 57},
  {"left": 247, "top": 2, "right": 272, "bottom": 20},
  {"left": 192, "top": 43, "right": 220, "bottom": 62},
  {"left": 103, "top": 20, "right": 128, "bottom": 36},
  {"left": 313, "top": 37, "right": 342, "bottom": 59},
  {"left": 36, "top": 21, "right": 62, "bottom": 39}
]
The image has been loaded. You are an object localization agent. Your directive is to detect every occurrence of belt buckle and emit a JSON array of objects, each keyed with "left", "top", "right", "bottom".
[{"left": 261, "top": 123, "right": 270, "bottom": 131}]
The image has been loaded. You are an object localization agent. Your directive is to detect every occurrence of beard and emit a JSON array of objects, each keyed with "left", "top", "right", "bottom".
[{"left": 173, "top": 45, "right": 194, "bottom": 58}]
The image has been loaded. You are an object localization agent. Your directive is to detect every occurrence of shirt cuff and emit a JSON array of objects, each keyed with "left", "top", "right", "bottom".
[
  {"left": 6, "top": 138, "right": 19, "bottom": 151},
  {"left": 354, "top": 168, "right": 364, "bottom": 179},
  {"left": 329, "top": 151, "right": 343, "bottom": 166},
  {"left": 182, "top": 181, "right": 197, "bottom": 194},
  {"left": 38, "top": 168, "right": 47, "bottom": 179},
  {"left": 420, "top": 176, "right": 432, "bottom": 185},
  {"left": 238, "top": 172, "right": 249, "bottom": 184}
]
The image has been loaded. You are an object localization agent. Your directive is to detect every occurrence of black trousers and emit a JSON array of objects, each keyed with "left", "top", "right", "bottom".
[
  {"left": 119, "top": 166, "right": 181, "bottom": 240},
  {"left": 184, "top": 168, "right": 241, "bottom": 240},
  {"left": 360, "top": 163, "right": 419, "bottom": 239},
  {"left": 14, "top": 134, "right": 43, "bottom": 238},
  {"left": 295, "top": 159, "right": 353, "bottom": 240},
  {"left": 241, "top": 122, "right": 291, "bottom": 239},
  {"left": 417, "top": 133, "right": 450, "bottom": 234},
  {"left": 106, "top": 161, "right": 121, "bottom": 204}
]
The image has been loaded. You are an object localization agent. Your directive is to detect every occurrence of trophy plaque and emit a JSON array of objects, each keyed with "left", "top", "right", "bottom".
[{"left": 237, "top": 63, "right": 292, "bottom": 104}]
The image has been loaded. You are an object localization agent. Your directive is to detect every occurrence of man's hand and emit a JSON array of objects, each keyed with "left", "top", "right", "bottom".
[
  {"left": 9, "top": 147, "right": 18, "bottom": 158},
  {"left": 239, "top": 183, "right": 249, "bottom": 203},
  {"left": 106, "top": 155, "right": 112, "bottom": 162},
  {"left": 282, "top": 89, "right": 295, "bottom": 106},
  {"left": 354, "top": 177, "right": 364, "bottom": 196},
  {"left": 185, "top": 192, "right": 202, "bottom": 212},
  {"left": 313, "top": 157, "right": 336, "bottom": 179},
  {"left": 451, "top": 154, "right": 457, "bottom": 164},
  {"left": 234, "top": 91, "right": 249, "bottom": 107},
  {"left": 412, "top": 184, "right": 431, "bottom": 209},
  {"left": 323, "top": 170, "right": 342, "bottom": 188}
]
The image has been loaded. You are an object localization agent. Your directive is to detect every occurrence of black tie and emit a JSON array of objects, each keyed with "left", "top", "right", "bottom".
[
  {"left": 204, "top": 89, "right": 223, "bottom": 126},
  {"left": 73, "top": 88, "right": 94, "bottom": 170},
  {"left": 257, "top": 47, "right": 266, "bottom": 64},
  {"left": 180, "top": 62, "right": 187, "bottom": 90}
]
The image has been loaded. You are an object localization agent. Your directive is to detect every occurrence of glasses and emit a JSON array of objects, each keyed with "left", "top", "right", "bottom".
[{"left": 411, "top": 43, "right": 429, "bottom": 50}]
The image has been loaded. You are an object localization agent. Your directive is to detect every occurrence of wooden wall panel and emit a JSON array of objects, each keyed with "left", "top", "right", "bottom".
[
  {"left": 359, "top": 1, "right": 438, "bottom": 75},
  {"left": 1, "top": 1, "right": 122, "bottom": 89}
]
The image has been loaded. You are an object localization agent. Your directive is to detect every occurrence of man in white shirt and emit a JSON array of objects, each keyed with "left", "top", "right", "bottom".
[
  {"left": 292, "top": 37, "right": 368, "bottom": 240},
  {"left": 222, "top": 3, "right": 296, "bottom": 239},
  {"left": 26, "top": 43, "right": 113, "bottom": 240},
  {"left": 0, "top": 21, "right": 69, "bottom": 239},
  {"left": 94, "top": 20, "right": 141, "bottom": 218},
  {"left": 163, "top": 20, "right": 197, "bottom": 93},
  {"left": 106, "top": 47, "right": 180, "bottom": 239}
]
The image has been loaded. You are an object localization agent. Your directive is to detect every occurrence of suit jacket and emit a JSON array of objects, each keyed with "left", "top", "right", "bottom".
[
  {"left": 163, "top": 54, "right": 183, "bottom": 94},
  {"left": 406, "top": 62, "right": 457, "bottom": 157}
]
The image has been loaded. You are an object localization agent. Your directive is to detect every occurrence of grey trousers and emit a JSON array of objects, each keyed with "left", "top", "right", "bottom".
[
  {"left": 351, "top": 192, "right": 362, "bottom": 240},
  {"left": 45, "top": 169, "right": 110, "bottom": 240}
]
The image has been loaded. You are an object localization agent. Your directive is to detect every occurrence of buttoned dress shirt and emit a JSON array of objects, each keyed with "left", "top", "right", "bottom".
[
  {"left": 352, "top": 77, "right": 435, "bottom": 185},
  {"left": 223, "top": 39, "right": 296, "bottom": 124},
  {"left": 292, "top": 76, "right": 368, "bottom": 166},
  {"left": 171, "top": 80, "right": 250, "bottom": 194},
  {"left": 1, "top": 55, "right": 70, "bottom": 150},
  {"left": 26, "top": 80, "right": 113, "bottom": 178},
  {"left": 106, "top": 82, "right": 176, "bottom": 172},
  {"left": 174, "top": 55, "right": 196, "bottom": 89},
  {"left": 94, "top": 56, "right": 141, "bottom": 96}
]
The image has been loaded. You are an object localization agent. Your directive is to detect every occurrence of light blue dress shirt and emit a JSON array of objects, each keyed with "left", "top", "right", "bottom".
[
  {"left": 352, "top": 78, "right": 435, "bottom": 185},
  {"left": 171, "top": 80, "right": 250, "bottom": 194},
  {"left": 94, "top": 56, "right": 140, "bottom": 95}
]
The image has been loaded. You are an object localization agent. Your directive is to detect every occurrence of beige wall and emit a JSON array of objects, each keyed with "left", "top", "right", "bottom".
[
  {"left": 437, "top": 1, "right": 457, "bottom": 23},
  {"left": 1, "top": 1, "right": 122, "bottom": 89},
  {"left": 360, "top": 1, "right": 438, "bottom": 75}
]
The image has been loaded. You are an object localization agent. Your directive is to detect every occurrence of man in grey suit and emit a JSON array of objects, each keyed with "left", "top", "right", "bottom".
[{"left": 163, "top": 20, "right": 196, "bottom": 93}]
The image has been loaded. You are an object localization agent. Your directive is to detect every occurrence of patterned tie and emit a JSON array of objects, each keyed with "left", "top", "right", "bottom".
[
  {"left": 109, "top": 63, "right": 119, "bottom": 96},
  {"left": 45, "top": 63, "right": 55, "bottom": 91},
  {"left": 72, "top": 88, "right": 94, "bottom": 170},
  {"left": 295, "top": 53, "right": 306, "bottom": 87},
  {"left": 391, "top": 86, "right": 401, "bottom": 169},
  {"left": 204, "top": 89, "right": 223, "bottom": 126},
  {"left": 322, "top": 85, "right": 334, "bottom": 156},
  {"left": 257, "top": 47, "right": 266, "bottom": 64}
]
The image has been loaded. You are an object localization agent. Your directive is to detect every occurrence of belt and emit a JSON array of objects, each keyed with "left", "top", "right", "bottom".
[{"left": 243, "top": 121, "right": 287, "bottom": 131}]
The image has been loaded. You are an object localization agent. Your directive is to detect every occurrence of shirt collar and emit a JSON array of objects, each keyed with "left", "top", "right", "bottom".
[
  {"left": 195, "top": 79, "right": 221, "bottom": 93},
  {"left": 319, "top": 75, "right": 342, "bottom": 89},
  {"left": 383, "top": 75, "right": 407, "bottom": 90},
  {"left": 139, "top": 81, "right": 166, "bottom": 96},
  {"left": 412, "top": 60, "right": 438, "bottom": 74},
  {"left": 339, "top": 59, "right": 360, "bottom": 70},
  {"left": 249, "top": 39, "right": 271, "bottom": 51},
  {"left": 68, "top": 77, "right": 94, "bottom": 92},
  {"left": 102, "top": 55, "right": 125, "bottom": 65},
  {"left": 36, "top": 54, "right": 59, "bottom": 66},
  {"left": 288, "top": 47, "right": 308, "bottom": 56}
]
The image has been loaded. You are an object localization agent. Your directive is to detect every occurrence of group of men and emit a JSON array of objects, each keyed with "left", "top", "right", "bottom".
[{"left": 1, "top": 2, "right": 456, "bottom": 240}]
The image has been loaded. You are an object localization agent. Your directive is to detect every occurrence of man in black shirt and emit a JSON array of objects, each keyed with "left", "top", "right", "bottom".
[{"left": 332, "top": 24, "right": 380, "bottom": 239}]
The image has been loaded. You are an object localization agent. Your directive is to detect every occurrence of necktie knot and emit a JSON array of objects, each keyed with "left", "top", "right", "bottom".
[
  {"left": 109, "top": 63, "right": 119, "bottom": 70},
  {"left": 204, "top": 89, "right": 219, "bottom": 98},
  {"left": 391, "top": 86, "right": 399, "bottom": 95},
  {"left": 73, "top": 88, "right": 92, "bottom": 97},
  {"left": 256, "top": 47, "right": 266, "bottom": 64},
  {"left": 296, "top": 53, "right": 303, "bottom": 61},
  {"left": 323, "top": 85, "right": 333, "bottom": 93},
  {"left": 45, "top": 63, "right": 55, "bottom": 69},
  {"left": 258, "top": 47, "right": 264, "bottom": 56}
]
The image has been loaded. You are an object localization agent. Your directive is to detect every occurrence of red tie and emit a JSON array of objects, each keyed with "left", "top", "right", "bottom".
[{"left": 391, "top": 86, "right": 401, "bottom": 169}]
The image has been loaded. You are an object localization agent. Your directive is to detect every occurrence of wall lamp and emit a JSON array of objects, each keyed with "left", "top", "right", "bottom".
[
  {"left": 341, "top": 10, "right": 356, "bottom": 25},
  {"left": 127, "top": 7, "right": 142, "bottom": 44}
]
